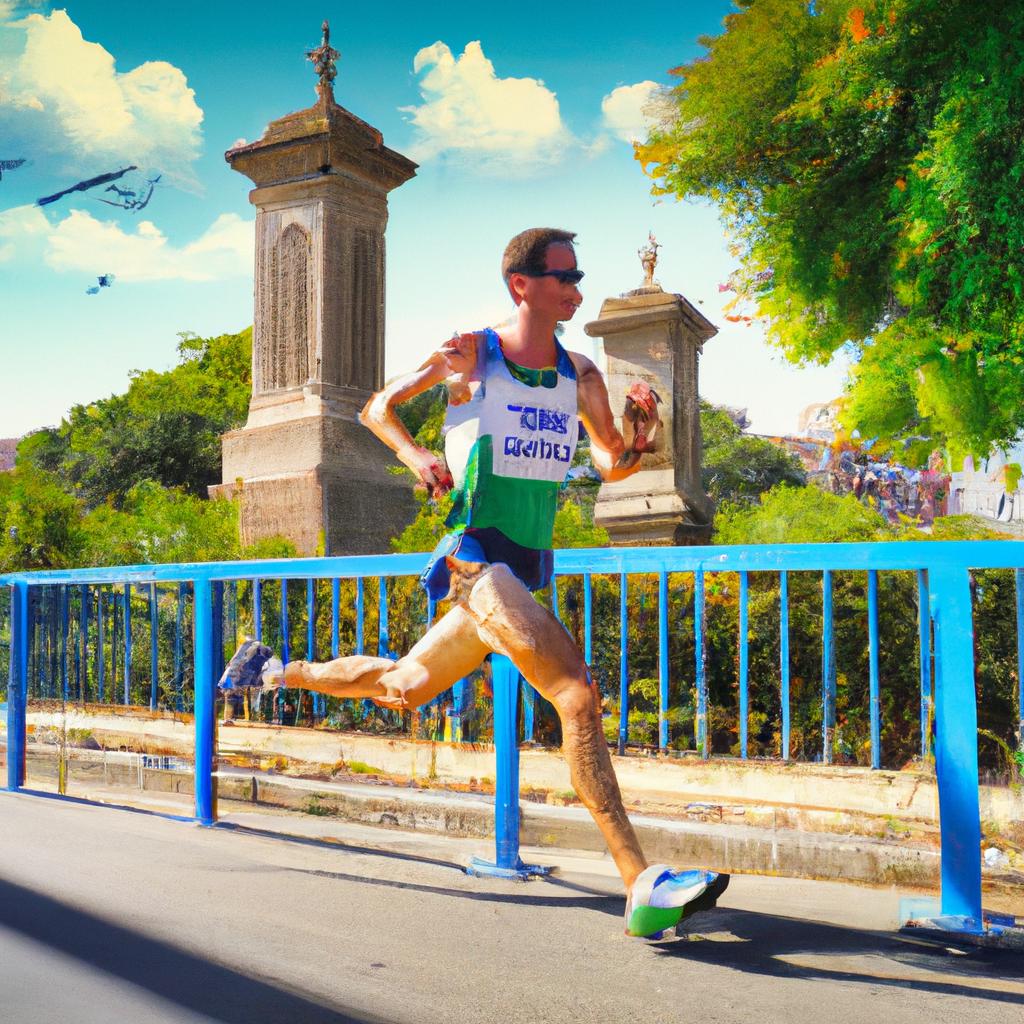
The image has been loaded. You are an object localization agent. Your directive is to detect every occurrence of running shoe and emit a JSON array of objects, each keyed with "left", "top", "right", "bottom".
[
  {"left": 624, "top": 865, "right": 729, "bottom": 939},
  {"left": 218, "top": 639, "right": 275, "bottom": 691}
]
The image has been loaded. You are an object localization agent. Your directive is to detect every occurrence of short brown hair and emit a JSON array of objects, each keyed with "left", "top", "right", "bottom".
[{"left": 501, "top": 227, "right": 577, "bottom": 280}]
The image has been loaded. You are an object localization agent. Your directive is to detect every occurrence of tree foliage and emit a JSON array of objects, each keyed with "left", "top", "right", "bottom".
[
  {"left": 1, "top": 328, "right": 293, "bottom": 572},
  {"left": 639, "top": 0, "right": 1024, "bottom": 459},
  {"left": 714, "top": 482, "right": 891, "bottom": 543},
  {"left": 701, "top": 401, "right": 806, "bottom": 504},
  {"left": 18, "top": 329, "right": 252, "bottom": 507}
]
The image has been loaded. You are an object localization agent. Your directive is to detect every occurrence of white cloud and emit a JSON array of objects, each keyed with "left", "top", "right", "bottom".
[
  {"left": 402, "top": 40, "right": 572, "bottom": 172},
  {"left": 600, "top": 81, "right": 667, "bottom": 145},
  {"left": 43, "top": 209, "right": 253, "bottom": 282},
  {"left": 0, "top": 10, "right": 203, "bottom": 186},
  {"left": 0, "top": 201, "right": 49, "bottom": 262}
]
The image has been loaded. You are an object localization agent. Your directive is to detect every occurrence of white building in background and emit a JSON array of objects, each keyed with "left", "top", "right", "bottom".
[
  {"left": 796, "top": 400, "right": 841, "bottom": 442},
  {"left": 947, "top": 442, "right": 1024, "bottom": 526}
]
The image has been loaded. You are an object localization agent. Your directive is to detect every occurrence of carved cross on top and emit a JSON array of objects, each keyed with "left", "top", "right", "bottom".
[{"left": 307, "top": 19, "right": 340, "bottom": 98}]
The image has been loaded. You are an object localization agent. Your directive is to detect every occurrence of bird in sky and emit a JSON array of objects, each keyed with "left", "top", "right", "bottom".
[
  {"left": 0, "top": 158, "right": 26, "bottom": 181},
  {"left": 85, "top": 273, "right": 116, "bottom": 295}
]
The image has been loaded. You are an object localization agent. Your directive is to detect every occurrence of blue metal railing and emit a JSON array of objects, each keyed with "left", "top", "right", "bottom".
[{"left": 4, "top": 540, "right": 1024, "bottom": 929}]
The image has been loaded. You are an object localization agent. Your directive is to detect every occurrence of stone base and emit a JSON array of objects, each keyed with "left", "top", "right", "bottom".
[
  {"left": 213, "top": 409, "right": 417, "bottom": 555},
  {"left": 595, "top": 470, "right": 710, "bottom": 546},
  {"left": 211, "top": 465, "right": 416, "bottom": 556}
]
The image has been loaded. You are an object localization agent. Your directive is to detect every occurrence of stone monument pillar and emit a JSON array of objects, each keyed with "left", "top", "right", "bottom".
[
  {"left": 584, "top": 236, "right": 717, "bottom": 545},
  {"left": 211, "top": 23, "right": 417, "bottom": 555}
]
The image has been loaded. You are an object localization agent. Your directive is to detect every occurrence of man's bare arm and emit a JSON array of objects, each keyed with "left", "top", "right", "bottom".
[
  {"left": 567, "top": 352, "right": 659, "bottom": 483},
  {"left": 359, "top": 332, "right": 479, "bottom": 495}
]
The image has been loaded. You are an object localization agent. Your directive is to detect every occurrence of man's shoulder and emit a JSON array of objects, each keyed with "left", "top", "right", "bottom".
[{"left": 563, "top": 348, "right": 600, "bottom": 381}]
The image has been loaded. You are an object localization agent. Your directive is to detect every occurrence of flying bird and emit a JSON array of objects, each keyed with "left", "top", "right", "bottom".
[
  {"left": 95, "top": 174, "right": 161, "bottom": 212},
  {"left": 37, "top": 166, "right": 138, "bottom": 207},
  {"left": 86, "top": 273, "right": 115, "bottom": 295},
  {"left": 0, "top": 159, "right": 26, "bottom": 181}
]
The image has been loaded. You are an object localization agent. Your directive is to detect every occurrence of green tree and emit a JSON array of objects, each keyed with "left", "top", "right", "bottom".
[
  {"left": 640, "top": 0, "right": 1024, "bottom": 460},
  {"left": 714, "top": 482, "right": 891, "bottom": 544},
  {"left": 701, "top": 401, "right": 807, "bottom": 505},
  {"left": 79, "top": 481, "right": 294, "bottom": 566},
  {"left": 18, "top": 328, "right": 252, "bottom": 507},
  {"left": 0, "top": 465, "right": 84, "bottom": 571}
]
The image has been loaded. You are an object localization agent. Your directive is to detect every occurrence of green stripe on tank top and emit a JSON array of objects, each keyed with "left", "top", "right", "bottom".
[{"left": 446, "top": 435, "right": 560, "bottom": 550}]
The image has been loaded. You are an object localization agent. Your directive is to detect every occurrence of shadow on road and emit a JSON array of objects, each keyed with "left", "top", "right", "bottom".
[
  {"left": 284, "top": 863, "right": 625, "bottom": 915},
  {"left": 657, "top": 906, "right": 1024, "bottom": 1005},
  {"left": 219, "top": 819, "right": 625, "bottom": 908},
  {"left": 0, "top": 876, "right": 385, "bottom": 1024},
  {"left": 215, "top": 819, "right": 470, "bottom": 874}
]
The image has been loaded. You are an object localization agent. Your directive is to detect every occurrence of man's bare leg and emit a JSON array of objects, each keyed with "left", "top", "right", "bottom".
[
  {"left": 284, "top": 570, "right": 645, "bottom": 887},
  {"left": 457, "top": 562, "right": 648, "bottom": 890},
  {"left": 284, "top": 605, "right": 490, "bottom": 707}
]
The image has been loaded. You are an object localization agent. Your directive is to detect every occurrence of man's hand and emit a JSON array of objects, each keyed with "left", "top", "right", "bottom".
[
  {"left": 618, "top": 382, "right": 662, "bottom": 467},
  {"left": 439, "top": 332, "right": 479, "bottom": 378},
  {"left": 396, "top": 442, "right": 454, "bottom": 499},
  {"left": 371, "top": 681, "right": 410, "bottom": 711}
]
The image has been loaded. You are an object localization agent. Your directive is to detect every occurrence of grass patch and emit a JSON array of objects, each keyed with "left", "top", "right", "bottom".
[{"left": 303, "top": 793, "right": 334, "bottom": 817}]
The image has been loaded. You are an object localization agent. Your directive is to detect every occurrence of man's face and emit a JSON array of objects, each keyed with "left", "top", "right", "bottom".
[{"left": 512, "top": 243, "right": 583, "bottom": 321}]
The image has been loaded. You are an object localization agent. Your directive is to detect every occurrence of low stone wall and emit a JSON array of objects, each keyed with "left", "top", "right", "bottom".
[{"left": 16, "top": 703, "right": 1024, "bottom": 833}]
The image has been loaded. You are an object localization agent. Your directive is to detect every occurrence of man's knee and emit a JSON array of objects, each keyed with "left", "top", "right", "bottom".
[{"left": 551, "top": 675, "right": 599, "bottom": 722}]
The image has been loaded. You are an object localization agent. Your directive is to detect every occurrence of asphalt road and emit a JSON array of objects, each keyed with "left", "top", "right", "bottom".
[{"left": 0, "top": 791, "right": 1021, "bottom": 1024}]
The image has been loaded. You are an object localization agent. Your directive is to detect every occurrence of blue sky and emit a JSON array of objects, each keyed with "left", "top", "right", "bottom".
[{"left": 0, "top": 0, "right": 848, "bottom": 440}]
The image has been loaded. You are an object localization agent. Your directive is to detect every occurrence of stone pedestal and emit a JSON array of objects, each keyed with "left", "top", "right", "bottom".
[
  {"left": 584, "top": 286, "right": 717, "bottom": 545},
  {"left": 211, "top": 84, "right": 418, "bottom": 555}
]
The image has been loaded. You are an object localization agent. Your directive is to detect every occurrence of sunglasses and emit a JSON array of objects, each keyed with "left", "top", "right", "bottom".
[{"left": 512, "top": 268, "right": 585, "bottom": 285}]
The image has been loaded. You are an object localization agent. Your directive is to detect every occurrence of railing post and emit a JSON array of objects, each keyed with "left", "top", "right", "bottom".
[
  {"left": 917, "top": 569, "right": 933, "bottom": 758},
  {"left": 520, "top": 677, "right": 536, "bottom": 745},
  {"left": 583, "top": 573, "right": 593, "bottom": 666},
  {"left": 253, "top": 578, "right": 263, "bottom": 642},
  {"left": 1015, "top": 568, "right": 1023, "bottom": 751},
  {"left": 211, "top": 581, "right": 225, "bottom": 683},
  {"left": 466, "top": 654, "right": 550, "bottom": 880},
  {"left": 149, "top": 583, "right": 159, "bottom": 711},
  {"left": 331, "top": 578, "right": 340, "bottom": 658},
  {"left": 79, "top": 584, "right": 89, "bottom": 701},
  {"left": 738, "top": 570, "right": 749, "bottom": 759},
  {"left": 123, "top": 582, "right": 132, "bottom": 706},
  {"left": 617, "top": 573, "right": 629, "bottom": 755},
  {"left": 173, "top": 582, "right": 185, "bottom": 712},
  {"left": 867, "top": 570, "right": 881, "bottom": 769},
  {"left": 492, "top": 654, "right": 520, "bottom": 867},
  {"left": 780, "top": 571, "right": 790, "bottom": 760},
  {"left": 60, "top": 585, "right": 69, "bottom": 702},
  {"left": 193, "top": 578, "right": 216, "bottom": 825},
  {"left": 695, "top": 570, "right": 707, "bottom": 758},
  {"left": 658, "top": 571, "right": 670, "bottom": 753},
  {"left": 97, "top": 588, "right": 105, "bottom": 703},
  {"left": 278, "top": 579, "right": 289, "bottom": 723},
  {"left": 7, "top": 581, "right": 29, "bottom": 791},
  {"left": 355, "top": 577, "right": 365, "bottom": 654},
  {"left": 929, "top": 564, "right": 982, "bottom": 926},
  {"left": 306, "top": 577, "right": 317, "bottom": 719},
  {"left": 821, "top": 570, "right": 835, "bottom": 764}
]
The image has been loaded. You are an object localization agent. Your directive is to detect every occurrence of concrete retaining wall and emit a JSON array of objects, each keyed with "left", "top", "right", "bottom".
[{"left": 18, "top": 705, "right": 1024, "bottom": 831}]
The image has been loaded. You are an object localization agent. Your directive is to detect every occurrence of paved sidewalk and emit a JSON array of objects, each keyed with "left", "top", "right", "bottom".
[{"left": 1, "top": 790, "right": 1021, "bottom": 1024}]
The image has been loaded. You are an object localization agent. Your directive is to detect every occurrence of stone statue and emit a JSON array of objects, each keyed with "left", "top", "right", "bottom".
[
  {"left": 220, "top": 227, "right": 728, "bottom": 939},
  {"left": 306, "top": 20, "right": 340, "bottom": 98},
  {"left": 638, "top": 231, "right": 660, "bottom": 288}
]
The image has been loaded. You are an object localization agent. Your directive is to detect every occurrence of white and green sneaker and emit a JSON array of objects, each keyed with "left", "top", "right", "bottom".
[{"left": 625, "top": 865, "right": 729, "bottom": 939}]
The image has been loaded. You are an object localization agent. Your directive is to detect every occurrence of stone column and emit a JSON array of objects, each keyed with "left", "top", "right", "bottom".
[
  {"left": 210, "top": 66, "right": 418, "bottom": 555},
  {"left": 584, "top": 285, "right": 717, "bottom": 545}
]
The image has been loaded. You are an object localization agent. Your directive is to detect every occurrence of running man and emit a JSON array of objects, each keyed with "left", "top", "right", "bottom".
[{"left": 225, "top": 228, "right": 727, "bottom": 938}]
